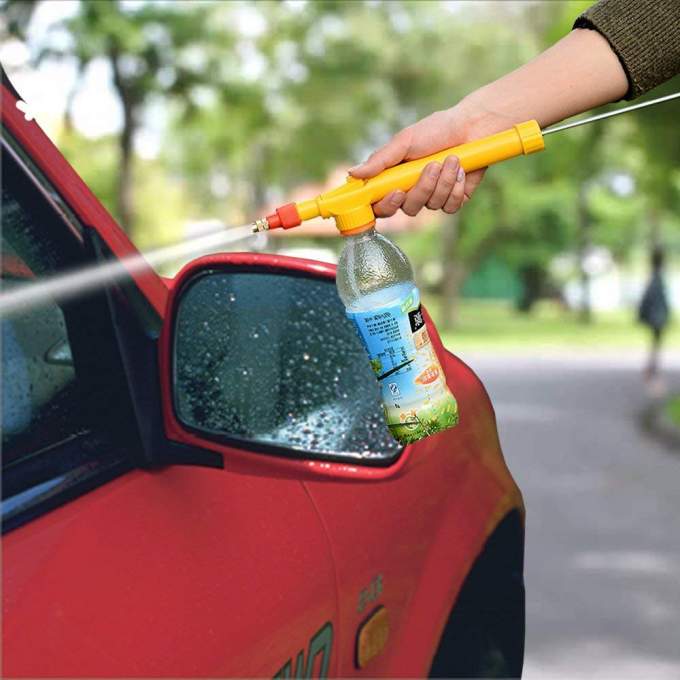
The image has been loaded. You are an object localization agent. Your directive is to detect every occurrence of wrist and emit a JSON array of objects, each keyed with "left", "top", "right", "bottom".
[{"left": 454, "top": 89, "right": 528, "bottom": 138}]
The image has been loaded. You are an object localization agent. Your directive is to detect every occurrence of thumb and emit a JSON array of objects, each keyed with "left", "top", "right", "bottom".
[{"left": 349, "top": 129, "right": 412, "bottom": 179}]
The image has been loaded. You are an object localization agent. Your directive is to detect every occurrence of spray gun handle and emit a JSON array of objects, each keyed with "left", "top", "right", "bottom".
[
  {"left": 259, "top": 120, "right": 545, "bottom": 233},
  {"left": 363, "top": 120, "right": 545, "bottom": 201}
]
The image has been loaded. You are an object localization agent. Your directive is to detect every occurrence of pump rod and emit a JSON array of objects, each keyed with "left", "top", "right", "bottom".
[{"left": 542, "top": 91, "right": 680, "bottom": 136}]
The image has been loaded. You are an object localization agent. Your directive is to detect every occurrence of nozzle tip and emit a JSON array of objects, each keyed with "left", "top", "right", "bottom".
[{"left": 252, "top": 217, "right": 270, "bottom": 233}]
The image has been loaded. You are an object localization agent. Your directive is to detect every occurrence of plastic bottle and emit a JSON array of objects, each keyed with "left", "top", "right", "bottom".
[{"left": 336, "top": 227, "right": 459, "bottom": 444}]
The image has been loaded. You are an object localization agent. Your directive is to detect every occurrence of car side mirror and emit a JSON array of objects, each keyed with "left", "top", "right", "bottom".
[{"left": 159, "top": 253, "right": 404, "bottom": 470}]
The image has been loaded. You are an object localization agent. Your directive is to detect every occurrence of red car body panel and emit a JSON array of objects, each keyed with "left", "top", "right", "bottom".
[
  {"left": 3, "top": 467, "right": 337, "bottom": 677},
  {"left": 2, "top": 80, "right": 523, "bottom": 677},
  {"left": 304, "top": 357, "right": 520, "bottom": 677}
]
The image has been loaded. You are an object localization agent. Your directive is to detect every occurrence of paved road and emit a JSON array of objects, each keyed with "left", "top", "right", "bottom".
[{"left": 461, "top": 350, "right": 680, "bottom": 680}]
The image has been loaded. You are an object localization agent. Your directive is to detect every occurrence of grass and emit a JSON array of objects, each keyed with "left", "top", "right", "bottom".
[
  {"left": 426, "top": 298, "right": 680, "bottom": 353},
  {"left": 665, "top": 395, "right": 680, "bottom": 428}
]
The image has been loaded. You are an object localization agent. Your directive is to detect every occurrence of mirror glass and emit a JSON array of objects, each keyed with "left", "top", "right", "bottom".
[{"left": 173, "top": 270, "right": 401, "bottom": 462}]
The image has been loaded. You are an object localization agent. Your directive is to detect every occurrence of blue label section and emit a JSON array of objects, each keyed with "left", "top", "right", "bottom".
[{"left": 347, "top": 286, "right": 458, "bottom": 444}]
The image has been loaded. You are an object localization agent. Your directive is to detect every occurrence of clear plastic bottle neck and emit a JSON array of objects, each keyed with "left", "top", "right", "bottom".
[{"left": 344, "top": 226, "right": 377, "bottom": 242}]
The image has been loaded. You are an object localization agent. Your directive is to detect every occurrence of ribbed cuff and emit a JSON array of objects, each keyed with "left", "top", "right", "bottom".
[{"left": 574, "top": 0, "right": 680, "bottom": 100}]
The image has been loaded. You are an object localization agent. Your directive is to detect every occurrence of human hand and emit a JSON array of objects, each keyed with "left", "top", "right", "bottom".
[{"left": 349, "top": 102, "right": 494, "bottom": 218}]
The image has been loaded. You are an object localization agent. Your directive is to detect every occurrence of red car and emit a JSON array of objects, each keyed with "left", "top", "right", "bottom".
[{"left": 1, "top": 71, "right": 525, "bottom": 678}]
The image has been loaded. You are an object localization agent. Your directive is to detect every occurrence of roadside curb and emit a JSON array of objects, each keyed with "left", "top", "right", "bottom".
[{"left": 641, "top": 396, "right": 680, "bottom": 452}]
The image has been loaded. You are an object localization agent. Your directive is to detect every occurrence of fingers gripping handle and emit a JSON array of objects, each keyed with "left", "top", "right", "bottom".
[{"left": 362, "top": 120, "right": 545, "bottom": 203}]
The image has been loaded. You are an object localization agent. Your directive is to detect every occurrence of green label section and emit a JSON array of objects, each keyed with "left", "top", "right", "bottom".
[{"left": 348, "top": 286, "right": 459, "bottom": 445}]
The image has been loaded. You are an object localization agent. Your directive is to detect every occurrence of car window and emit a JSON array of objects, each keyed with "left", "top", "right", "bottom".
[
  {"left": 173, "top": 270, "right": 402, "bottom": 463},
  {"left": 1, "top": 146, "right": 141, "bottom": 532},
  {"left": 1, "top": 188, "right": 88, "bottom": 465}
]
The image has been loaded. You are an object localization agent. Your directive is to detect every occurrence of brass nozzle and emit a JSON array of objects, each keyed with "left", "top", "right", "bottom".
[{"left": 252, "top": 217, "right": 269, "bottom": 233}]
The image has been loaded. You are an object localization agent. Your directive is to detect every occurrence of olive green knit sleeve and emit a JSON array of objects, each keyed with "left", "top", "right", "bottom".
[{"left": 574, "top": 0, "right": 680, "bottom": 99}]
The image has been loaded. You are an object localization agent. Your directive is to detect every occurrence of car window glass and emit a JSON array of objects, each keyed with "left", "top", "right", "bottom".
[
  {"left": 173, "top": 271, "right": 401, "bottom": 462},
  {"left": 1, "top": 187, "right": 85, "bottom": 465}
]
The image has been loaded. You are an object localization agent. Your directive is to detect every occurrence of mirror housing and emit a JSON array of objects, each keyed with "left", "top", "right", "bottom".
[{"left": 159, "top": 253, "right": 460, "bottom": 480}]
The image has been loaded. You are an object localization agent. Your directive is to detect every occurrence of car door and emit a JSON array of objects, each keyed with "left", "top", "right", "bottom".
[
  {"left": 158, "top": 255, "right": 523, "bottom": 677},
  {"left": 2, "top": 85, "right": 338, "bottom": 678}
]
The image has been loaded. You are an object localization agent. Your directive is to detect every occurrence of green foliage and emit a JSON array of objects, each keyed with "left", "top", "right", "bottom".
[
  {"left": 664, "top": 395, "right": 680, "bottom": 428},
  {"left": 58, "top": 131, "right": 118, "bottom": 217},
  {"left": 6, "top": 0, "right": 679, "bottom": 308},
  {"left": 44, "top": 1, "right": 234, "bottom": 107},
  {"left": 58, "top": 128, "right": 192, "bottom": 251},
  {"left": 434, "top": 299, "right": 680, "bottom": 351}
]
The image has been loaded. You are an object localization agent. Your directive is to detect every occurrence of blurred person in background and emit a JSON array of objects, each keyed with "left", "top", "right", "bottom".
[
  {"left": 351, "top": 0, "right": 680, "bottom": 221},
  {"left": 639, "top": 247, "right": 670, "bottom": 394}
]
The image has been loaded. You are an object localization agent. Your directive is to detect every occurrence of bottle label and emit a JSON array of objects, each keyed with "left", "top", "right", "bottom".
[{"left": 347, "top": 286, "right": 459, "bottom": 445}]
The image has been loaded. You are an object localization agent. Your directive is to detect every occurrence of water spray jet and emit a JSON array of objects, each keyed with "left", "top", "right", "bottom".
[{"left": 0, "top": 223, "right": 255, "bottom": 317}]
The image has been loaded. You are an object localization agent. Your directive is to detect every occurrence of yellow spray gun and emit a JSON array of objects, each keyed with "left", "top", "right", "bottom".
[{"left": 252, "top": 92, "right": 680, "bottom": 236}]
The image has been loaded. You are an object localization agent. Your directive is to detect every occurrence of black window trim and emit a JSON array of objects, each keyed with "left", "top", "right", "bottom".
[
  {"left": 1, "top": 437, "right": 132, "bottom": 534},
  {"left": 1, "top": 123, "right": 85, "bottom": 242}
]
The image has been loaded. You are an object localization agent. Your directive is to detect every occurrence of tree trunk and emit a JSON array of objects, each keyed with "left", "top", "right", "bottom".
[
  {"left": 109, "top": 46, "right": 137, "bottom": 234},
  {"left": 648, "top": 206, "right": 661, "bottom": 251},
  {"left": 117, "top": 101, "right": 136, "bottom": 233},
  {"left": 577, "top": 182, "right": 592, "bottom": 324},
  {"left": 517, "top": 264, "right": 545, "bottom": 313},
  {"left": 439, "top": 213, "right": 466, "bottom": 330},
  {"left": 63, "top": 62, "right": 85, "bottom": 135}
]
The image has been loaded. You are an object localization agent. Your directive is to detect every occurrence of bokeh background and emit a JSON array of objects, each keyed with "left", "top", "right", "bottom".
[{"left": 2, "top": 1, "right": 679, "bottom": 678}]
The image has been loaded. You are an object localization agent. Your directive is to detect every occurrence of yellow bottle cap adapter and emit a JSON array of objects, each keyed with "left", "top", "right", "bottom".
[{"left": 254, "top": 119, "right": 545, "bottom": 235}]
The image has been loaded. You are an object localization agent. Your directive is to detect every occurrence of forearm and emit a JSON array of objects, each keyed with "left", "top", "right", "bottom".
[
  {"left": 462, "top": 28, "right": 628, "bottom": 133},
  {"left": 352, "top": 1, "right": 678, "bottom": 217}
]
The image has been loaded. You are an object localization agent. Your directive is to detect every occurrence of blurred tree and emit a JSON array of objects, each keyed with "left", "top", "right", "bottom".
[
  {"left": 167, "top": 0, "right": 400, "bottom": 222},
  {"left": 4, "top": 0, "right": 677, "bottom": 314},
  {"left": 3, "top": 0, "right": 236, "bottom": 234},
  {"left": 631, "top": 79, "right": 680, "bottom": 248},
  {"left": 168, "top": 1, "right": 561, "bottom": 327}
]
